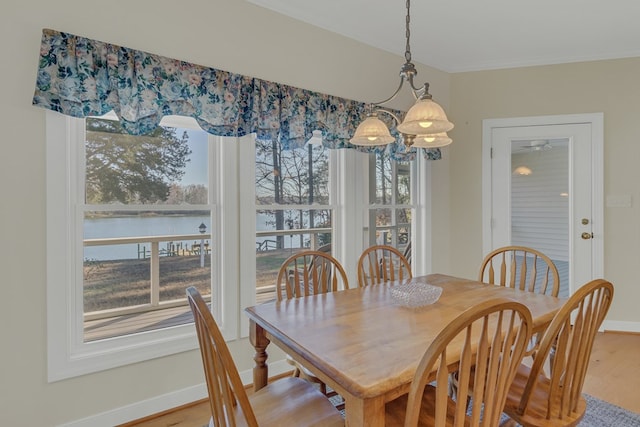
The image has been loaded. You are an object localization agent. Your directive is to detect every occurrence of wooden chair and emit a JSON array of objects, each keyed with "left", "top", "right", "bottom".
[
  {"left": 501, "top": 279, "right": 614, "bottom": 427},
  {"left": 186, "top": 287, "right": 344, "bottom": 427},
  {"left": 403, "top": 241, "right": 413, "bottom": 266},
  {"left": 385, "top": 298, "right": 533, "bottom": 427},
  {"left": 357, "top": 244, "right": 412, "bottom": 287},
  {"left": 276, "top": 250, "right": 348, "bottom": 401},
  {"left": 276, "top": 250, "right": 348, "bottom": 301},
  {"left": 480, "top": 245, "right": 561, "bottom": 359},
  {"left": 478, "top": 245, "right": 560, "bottom": 297},
  {"left": 451, "top": 246, "right": 561, "bottom": 403}
]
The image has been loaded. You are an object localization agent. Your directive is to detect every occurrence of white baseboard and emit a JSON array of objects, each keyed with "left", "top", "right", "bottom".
[
  {"left": 603, "top": 319, "right": 640, "bottom": 333},
  {"left": 57, "top": 360, "right": 291, "bottom": 427}
]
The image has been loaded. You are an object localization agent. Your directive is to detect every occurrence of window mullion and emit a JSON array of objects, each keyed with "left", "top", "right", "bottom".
[{"left": 238, "top": 135, "right": 257, "bottom": 338}]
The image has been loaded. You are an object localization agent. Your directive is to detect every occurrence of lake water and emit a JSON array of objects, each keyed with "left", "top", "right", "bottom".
[{"left": 84, "top": 214, "right": 302, "bottom": 260}]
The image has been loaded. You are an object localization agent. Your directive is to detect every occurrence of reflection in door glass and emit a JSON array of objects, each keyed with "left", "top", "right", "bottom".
[{"left": 511, "top": 139, "right": 570, "bottom": 297}]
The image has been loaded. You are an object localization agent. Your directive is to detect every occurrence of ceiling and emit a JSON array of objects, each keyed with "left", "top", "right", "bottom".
[{"left": 247, "top": 0, "right": 640, "bottom": 73}]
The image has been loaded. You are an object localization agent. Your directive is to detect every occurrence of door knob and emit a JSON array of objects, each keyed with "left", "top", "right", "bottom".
[{"left": 581, "top": 232, "right": 594, "bottom": 240}]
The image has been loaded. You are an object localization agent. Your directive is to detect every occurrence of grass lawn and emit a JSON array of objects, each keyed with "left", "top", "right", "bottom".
[{"left": 83, "top": 249, "right": 304, "bottom": 312}]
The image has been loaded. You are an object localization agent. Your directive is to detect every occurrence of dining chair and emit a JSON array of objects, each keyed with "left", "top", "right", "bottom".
[
  {"left": 276, "top": 250, "right": 348, "bottom": 301},
  {"left": 478, "top": 245, "right": 560, "bottom": 297},
  {"left": 357, "top": 244, "right": 412, "bottom": 287},
  {"left": 276, "top": 250, "right": 349, "bottom": 401},
  {"left": 451, "top": 246, "right": 561, "bottom": 404},
  {"left": 186, "top": 287, "right": 344, "bottom": 427},
  {"left": 403, "top": 241, "right": 412, "bottom": 266},
  {"left": 385, "top": 298, "right": 533, "bottom": 427},
  {"left": 479, "top": 245, "right": 561, "bottom": 359},
  {"left": 501, "top": 279, "right": 614, "bottom": 427}
]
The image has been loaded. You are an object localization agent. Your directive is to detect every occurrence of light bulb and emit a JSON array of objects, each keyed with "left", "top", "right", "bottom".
[
  {"left": 424, "top": 136, "right": 435, "bottom": 143},
  {"left": 367, "top": 136, "right": 377, "bottom": 141},
  {"left": 418, "top": 121, "right": 433, "bottom": 128}
]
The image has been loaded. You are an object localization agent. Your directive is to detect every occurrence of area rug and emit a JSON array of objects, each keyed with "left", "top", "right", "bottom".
[
  {"left": 329, "top": 393, "right": 640, "bottom": 426},
  {"left": 578, "top": 394, "right": 640, "bottom": 426},
  {"left": 491, "top": 394, "right": 640, "bottom": 426}
]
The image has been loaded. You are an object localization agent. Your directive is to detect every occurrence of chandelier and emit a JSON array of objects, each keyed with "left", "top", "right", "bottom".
[{"left": 350, "top": 0, "right": 453, "bottom": 149}]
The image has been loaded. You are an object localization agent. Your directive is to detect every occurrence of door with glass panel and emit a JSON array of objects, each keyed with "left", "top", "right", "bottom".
[{"left": 484, "top": 116, "right": 603, "bottom": 297}]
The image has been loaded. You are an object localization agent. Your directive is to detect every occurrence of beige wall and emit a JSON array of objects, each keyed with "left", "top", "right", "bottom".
[
  {"left": 4, "top": 0, "right": 638, "bottom": 424},
  {"left": 0, "top": 0, "right": 450, "bottom": 425},
  {"left": 448, "top": 59, "right": 640, "bottom": 325}
]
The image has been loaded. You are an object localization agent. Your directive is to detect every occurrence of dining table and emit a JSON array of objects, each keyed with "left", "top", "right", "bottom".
[{"left": 244, "top": 273, "right": 566, "bottom": 427}]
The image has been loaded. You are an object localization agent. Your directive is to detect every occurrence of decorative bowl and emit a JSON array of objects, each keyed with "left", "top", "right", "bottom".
[{"left": 390, "top": 280, "right": 443, "bottom": 308}]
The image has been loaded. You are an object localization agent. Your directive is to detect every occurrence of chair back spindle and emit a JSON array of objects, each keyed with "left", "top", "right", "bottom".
[
  {"left": 358, "top": 245, "right": 412, "bottom": 287},
  {"left": 386, "top": 298, "right": 533, "bottom": 427},
  {"left": 479, "top": 245, "right": 560, "bottom": 297},
  {"left": 276, "top": 250, "right": 348, "bottom": 301}
]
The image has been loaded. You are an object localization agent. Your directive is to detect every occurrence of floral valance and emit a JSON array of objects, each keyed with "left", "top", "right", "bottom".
[{"left": 32, "top": 28, "right": 440, "bottom": 161}]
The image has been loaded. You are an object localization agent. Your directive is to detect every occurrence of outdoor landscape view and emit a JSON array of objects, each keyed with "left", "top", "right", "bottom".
[{"left": 82, "top": 116, "right": 334, "bottom": 341}]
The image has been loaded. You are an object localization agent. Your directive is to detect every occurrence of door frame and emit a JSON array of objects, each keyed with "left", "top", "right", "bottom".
[{"left": 482, "top": 113, "right": 604, "bottom": 288}]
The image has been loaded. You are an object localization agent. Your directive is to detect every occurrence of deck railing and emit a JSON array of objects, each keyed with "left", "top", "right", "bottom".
[
  {"left": 83, "top": 227, "right": 331, "bottom": 321},
  {"left": 84, "top": 233, "right": 211, "bottom": 321}
]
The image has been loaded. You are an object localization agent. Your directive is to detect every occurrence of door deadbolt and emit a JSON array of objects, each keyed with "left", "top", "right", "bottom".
[
  {"left": 581, "top": 232, "right": 594, "bottom": 240},
  {"left": 581, "top": 218, "right": 589, "bottom": 225}
]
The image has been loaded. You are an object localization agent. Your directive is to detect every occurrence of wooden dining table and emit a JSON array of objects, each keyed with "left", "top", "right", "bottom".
[{"left": 244, "top": 273, "right": 565, "bottom": 427}]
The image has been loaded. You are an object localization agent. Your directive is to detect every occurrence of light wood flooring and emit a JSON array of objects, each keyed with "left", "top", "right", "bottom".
[{"left": 120, "top": 331, "right": 640, "bottom": 427}]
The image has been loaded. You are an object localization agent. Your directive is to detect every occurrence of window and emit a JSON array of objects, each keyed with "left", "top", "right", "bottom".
[
  {"left": 82, "top": 115, "right": 214, "bottom": 342},
  {"left": 253, "top": 135, "right": 334, "bottom": 302},
  {"left": 366, "top": 151, "right": 413, "bottom": 256},
  {"left": 47, "top": 112, "right": 229, "bottom": 381},
  {"left": 47, "top": 111, "right": 433, "bottom": 380}
]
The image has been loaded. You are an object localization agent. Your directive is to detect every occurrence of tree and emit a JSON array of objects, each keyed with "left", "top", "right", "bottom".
[
  {"left": 85, "top": 118, "right": 192, "bottom": 204},
  {"left": 254, "top": 138, "right": 330, "bottom": 249}
]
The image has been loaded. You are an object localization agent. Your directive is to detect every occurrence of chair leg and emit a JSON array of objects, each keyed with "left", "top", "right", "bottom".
[
  {"left": 448, "top": 373, "right": 457, "bottom": 399},
  {"left": 448, "top": 372, "right": 471, "bottom": 411}
]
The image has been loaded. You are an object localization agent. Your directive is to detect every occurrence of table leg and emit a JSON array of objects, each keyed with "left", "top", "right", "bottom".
[
  {"left": 249, "top": 320, "right": 270, "bottom": 391},
  {"left": 344, "top": 395, "right": 385, "bottom": 427}
]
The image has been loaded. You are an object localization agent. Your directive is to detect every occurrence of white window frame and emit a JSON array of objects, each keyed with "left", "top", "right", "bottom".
[
  {"left": 46, "top": 109, "right": 434, "bottom": 380},
  {"left": 362, "top": 150, "right": 434, "bottom": 278},
  {"left": 366, "top": 153, "right": 415, "bottom": 249},
  {"left": 238, "top": 136, "right": 339, "bottom": 335},
  {"left": 46, "top": 111, "right": 240, "bottom": 381}
]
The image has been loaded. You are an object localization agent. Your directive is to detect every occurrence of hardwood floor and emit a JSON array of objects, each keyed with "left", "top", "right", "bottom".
[
  {"left": 582, "top": 331, "right": 640, "bottom": 413},
  {"left": 121, "top": 331, "right": 640, "bottom": 426}
]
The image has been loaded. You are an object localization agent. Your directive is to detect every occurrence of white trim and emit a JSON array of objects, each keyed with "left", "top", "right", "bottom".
[
  {"left": 414, "top": 153, "right": 433, "bottom": 276},
  {"left": 56, "top": 360, "right": 291, "bottom": 427},
  {"left": 337, "top": 148, "right": 367, "bottom": 285},
  {"left": 216, "top": 135, "right": 240, "bottom": 341},
  {"left": 238, "top": 134, "right": 257, "bottom": 338},
  {"left": 602, "top": 320, "right": 640, "bottom": 334}
]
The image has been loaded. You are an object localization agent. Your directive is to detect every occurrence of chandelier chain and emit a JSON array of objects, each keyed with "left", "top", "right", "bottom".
[
  {"left": 349, "top": 0, "right": 453, "bottom": 148},
  {"left": 405, "top": 0, "right": 411, "bottom": 62}
]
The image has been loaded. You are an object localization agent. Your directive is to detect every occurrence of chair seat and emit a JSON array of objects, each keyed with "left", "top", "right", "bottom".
[
  {"left": 503, "top": 364, "right": 587, "bottom": 427},
  {"left": 385, "top": 385, "right": 470, "bottom": 427},
  {"left": 234, "top": 377, "right": 344, "bottom": 427}
]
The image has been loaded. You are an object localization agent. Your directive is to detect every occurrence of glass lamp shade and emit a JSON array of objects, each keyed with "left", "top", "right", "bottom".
[
  {"left": 411, "top": 132, "right": 452, "bottom": 148},
  {"left": 349, "top": 114, "right": 396, "bottom": 146},
  {"left": 396, "top": 98, "right": 454, "bottom": 135}
]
